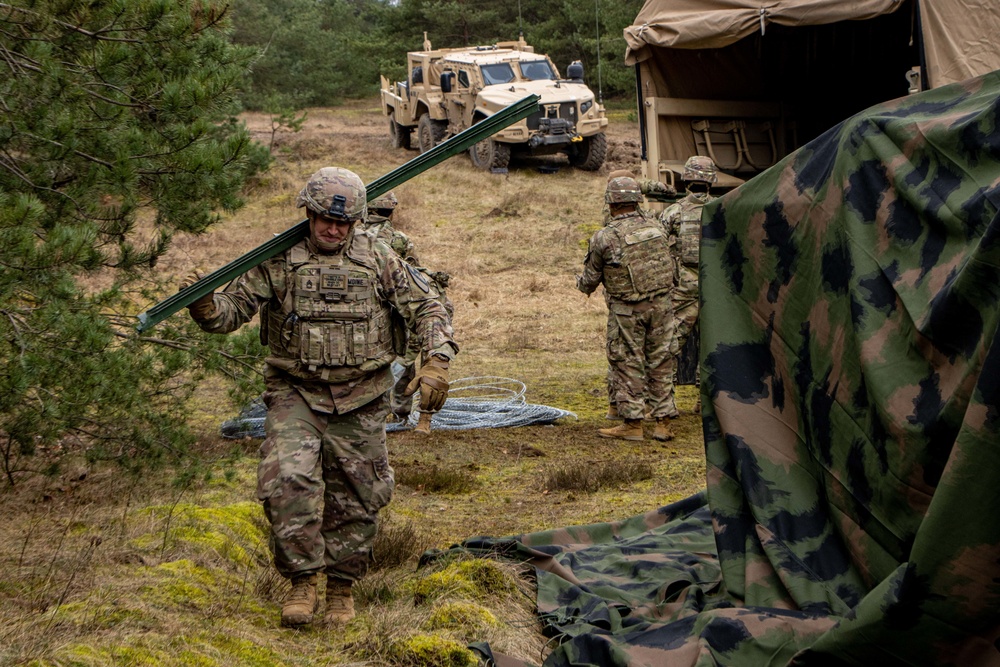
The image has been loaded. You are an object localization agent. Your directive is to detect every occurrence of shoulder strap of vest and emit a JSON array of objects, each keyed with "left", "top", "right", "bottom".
[
  {"left": 346, "top": 228, "right": 378, "bottom": 270},
  {"left": 287, "top": 240, "right": 311, "bottom": 268}
]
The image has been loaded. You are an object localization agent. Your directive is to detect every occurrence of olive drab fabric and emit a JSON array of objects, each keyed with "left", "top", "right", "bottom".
[{"left": 454, "top": 70, "right": 1000, "bottom": 666}]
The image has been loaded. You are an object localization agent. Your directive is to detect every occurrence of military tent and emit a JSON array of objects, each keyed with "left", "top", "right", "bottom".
[
  {"left": 456, "top": 68, "right": 1000, "bottom": 666},
  {"left": 623, "top": 0, "right": 1000, "bottom": 179}
]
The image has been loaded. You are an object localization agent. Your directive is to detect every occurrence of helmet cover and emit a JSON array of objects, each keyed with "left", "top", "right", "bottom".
[
  {"left": 605, "top": 176, "right": 643, "bottom": 204},
  {"left": 682, "top": 156, "right": 718, "bottom": 184},
  {"left": 296, "top": 167, "right": 367, "bottom": 220},
  {"left": 369, "top": 191, "right": 398, "bottom": 211}
]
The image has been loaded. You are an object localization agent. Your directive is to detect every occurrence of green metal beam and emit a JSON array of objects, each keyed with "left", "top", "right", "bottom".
[{"left": 136, "top": 94, "right": 540, "bottom": 332}]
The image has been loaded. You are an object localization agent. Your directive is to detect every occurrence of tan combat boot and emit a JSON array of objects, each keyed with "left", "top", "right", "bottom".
[
  {"left": 606, "top": 404, "right": 621, "bottom": 420},
  {"left": 414, "top": 411, "right": 433, "bottom": 434},
  {"left": 652, "top": 417, "right": 675, "bottom": 442},
  {"left": 324, "top": 577, "right": 355, "bottom": 625},
  {"left": 281, "top": 573, "right": 318, "bottom": 627},
  {"left": 598, "top": 419, "right": 643, "bottom": 441}
]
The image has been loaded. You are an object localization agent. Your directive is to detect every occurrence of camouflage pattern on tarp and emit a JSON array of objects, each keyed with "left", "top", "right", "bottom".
[{"left": 448, "top": 70, "right": 1000, "bottom": 666}]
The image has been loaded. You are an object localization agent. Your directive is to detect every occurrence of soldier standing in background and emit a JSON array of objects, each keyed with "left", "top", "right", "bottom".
[
  {"left": 577, "top": 176, "right": 677, "bottom": 441},
  {"left": 182, "top": 167, "right": 457, "bottom": 628},
  {"left": 362, "top": 191, "right": 453, "bottom": 432},
  {"left": 659, "top": 156, "right": 717, "bottom": 415},
  {"left": 602, "top": 170, "right": 676, "bottom": 422},
  {"left": 363, "top": 191, "right": 419, "bottom": 265}
]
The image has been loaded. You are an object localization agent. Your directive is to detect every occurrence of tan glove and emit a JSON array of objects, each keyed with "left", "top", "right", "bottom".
[
  {"left": 180, "top": 272, "right": 217, "bottom": 322},
  {"left": 405, "top": 356, "right": 450, "bottom": 413}
]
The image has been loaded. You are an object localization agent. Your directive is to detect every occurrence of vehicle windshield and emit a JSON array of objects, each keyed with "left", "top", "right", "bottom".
[
  {"left": 520, "top": 60, "right": 555, "bottom": 81},
  {"left": 481, "top": 63, "right": 516, "bottom": 85}
]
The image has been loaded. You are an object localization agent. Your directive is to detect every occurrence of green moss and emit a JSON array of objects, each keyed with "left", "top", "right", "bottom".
[
  {"left": 423, "top": 601, "right": 498, "bottom": 632},
  {"left": 390, "top": 634, "right": 478, "bottom": 667},
  {"left": 56, "top": 643, "right": 169, "bottom": 666},
  {"left": 175, "top": 651, "right": 217, "bottom": 667},
  {"left": 177, "top": 633, "right": 286, "bottom": 667},
  {"left": 141, "top": 559, "right": 228, "bottom": 610},
  {"left": 51, "top": 600, "right": 151, "bottom": 630},
  {"left": 133, "top": 502, "right": 267, "bottom": 569},
  {"left": 408, "top": 559, "right": 517, "bottom": 605}
]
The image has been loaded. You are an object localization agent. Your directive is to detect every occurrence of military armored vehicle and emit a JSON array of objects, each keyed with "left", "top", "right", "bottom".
[{"left": 380, "top": 35, "right": 608, "bottom": 171}]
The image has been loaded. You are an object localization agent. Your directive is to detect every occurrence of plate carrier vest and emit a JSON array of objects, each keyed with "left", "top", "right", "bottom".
[
  {"left": 602, "top": 212, "right": 674, "bottom": 300},
  {"left": 263, "top": 236, "right": 394, "bottom": 370}
]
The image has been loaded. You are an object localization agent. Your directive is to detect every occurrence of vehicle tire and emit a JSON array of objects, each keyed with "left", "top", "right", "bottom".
[
  {"left": 469, "top": 138, "right": 511, "bottom": 170},
  {"left": 570, "top": 132, "right": 608, "bottom": 171},
  {"left": 417, "top": 114, "right": 447, "bottom": 153},
  {"left": 389, "top": 112, "right": 411, "bottom": 150}
]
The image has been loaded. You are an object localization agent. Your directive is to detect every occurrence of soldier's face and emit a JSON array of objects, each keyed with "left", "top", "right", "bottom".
[{"left": 310, "top": 213, "right": 352, "bottom": 247}]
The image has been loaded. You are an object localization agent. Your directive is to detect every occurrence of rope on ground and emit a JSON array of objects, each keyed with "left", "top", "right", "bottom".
[{"left": 219, "top": 375, "right": 577, "bottom": 439}]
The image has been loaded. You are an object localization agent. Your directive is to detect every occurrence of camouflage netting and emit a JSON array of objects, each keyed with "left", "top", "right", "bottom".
[{"left": 455, "top": 70, "right": 1000, "bottom": 666}]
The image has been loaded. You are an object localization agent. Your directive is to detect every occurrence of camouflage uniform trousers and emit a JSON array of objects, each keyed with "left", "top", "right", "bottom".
[
  {"left": 390, "top": 334, "right": 421, "bottom": 419},
  {"left": 667, "top": 265, "right": 700, "bottom": 414},
  {"left": 606, "top": 292, "right": 676, "bottom": 421},
  {"left": 256, "top": 378, "right": 394, "bottom": 582}
]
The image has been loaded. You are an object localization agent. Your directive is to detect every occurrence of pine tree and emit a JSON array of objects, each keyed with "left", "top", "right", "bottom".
[{"left": 0, "top": 0, "right": 269, "bottom": 485}]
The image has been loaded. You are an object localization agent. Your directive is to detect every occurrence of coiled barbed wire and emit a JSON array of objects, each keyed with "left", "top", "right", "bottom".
[{"left": 220, "top": 375, "right": 577, "bottom": 439}]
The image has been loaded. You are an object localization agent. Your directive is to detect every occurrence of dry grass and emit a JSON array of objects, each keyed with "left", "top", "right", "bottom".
[{"left": 0, "top": 98, "right": 706, "bottom": 666}]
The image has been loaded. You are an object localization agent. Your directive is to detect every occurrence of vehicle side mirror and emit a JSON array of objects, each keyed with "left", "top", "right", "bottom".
[
  {"left": 567, "top": 61, "right": 584, "bottom": 82},
  {"left": 441, "top": 71, "right": 455, "bottom": 93}
]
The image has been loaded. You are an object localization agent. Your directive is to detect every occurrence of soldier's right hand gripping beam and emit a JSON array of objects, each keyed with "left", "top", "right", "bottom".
[{"left": 135, "top": 94, "right": 541, "bottom": 333}]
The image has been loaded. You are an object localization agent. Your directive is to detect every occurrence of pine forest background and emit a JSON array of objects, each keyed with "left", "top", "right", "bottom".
[{"left": 230, "top": 0, "right": 643, "bottom": 110}]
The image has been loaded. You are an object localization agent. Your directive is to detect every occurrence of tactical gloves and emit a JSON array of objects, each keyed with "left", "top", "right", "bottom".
[
  {"left": 405, "top": 355, "right": 450, "bottom": 413},
  {"left": 180, "top": 272, "right": 217, "bottom": 322}
]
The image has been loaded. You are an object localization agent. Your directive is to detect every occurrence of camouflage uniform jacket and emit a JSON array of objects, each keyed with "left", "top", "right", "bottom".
[
  {"left": 577, "top": 210, "right": 676, "bottom": 302},
  {"left": 660, "top": 191, "right": 713, "bottom": 268},
  {"left": 363, "top": 214, "right": 419, "bottom": 265},
  {"left": 195, "top": 228, "right": 456, "bottom": 414}
]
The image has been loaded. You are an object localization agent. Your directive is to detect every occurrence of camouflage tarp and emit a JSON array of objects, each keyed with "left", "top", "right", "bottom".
[{"left": 459, "top": 70, "right": 1000, "bottom": 666}]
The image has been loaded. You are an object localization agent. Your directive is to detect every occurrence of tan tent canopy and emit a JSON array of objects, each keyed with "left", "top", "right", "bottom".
[
  {"left": 624, "top": 0, "right": 1000, "bottom": 183},
  {"left": 626, "top": 1, "right": 897, "bottom": 57}
]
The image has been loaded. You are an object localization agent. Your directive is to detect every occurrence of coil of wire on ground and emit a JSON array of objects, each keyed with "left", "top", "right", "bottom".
[{"left": 220, "top": 375, "right": 577, "bottom": 439}]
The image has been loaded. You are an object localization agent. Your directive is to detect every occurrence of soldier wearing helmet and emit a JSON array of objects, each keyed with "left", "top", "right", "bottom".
[
  {"left": 364, "top": 191, "right": 419, "bottom": 265},
  {"left": 600, "top": 170, "right": 676, "bottom": 422},
  {"left": 180, "top": 167, "right": 457, "bottom": 629},
  {"left": 362, "top": 191, "right": 453, "bottom": 430},
  {"left": 601, "top": 169, "right": 676, "bottom": 226},
  {"left": 659, "top": 155, "right": 718, "bottom": 417},
  {"left": 577, "top": 175, "right": 678, "bottom": 442}
]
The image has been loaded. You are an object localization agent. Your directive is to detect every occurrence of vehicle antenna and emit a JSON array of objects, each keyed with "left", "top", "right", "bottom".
[
  {"left": 517, "top": 0, "right": 523, "bottom": 38},
  {"left": 594, "top": 0, "right": 603, "bottom": 102}
]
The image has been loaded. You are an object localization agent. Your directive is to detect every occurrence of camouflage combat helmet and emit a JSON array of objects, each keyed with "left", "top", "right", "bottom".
[
  {"left": 296, "top": 167, "right": 367, "bottom": 221},
  {"left": 605, "top": 176, "right": 643, "bottom": 204},
  {"left": 369, "top": 191, "right": 398, "bottom": 211},
  {"left": 682, "top": 156, "right": 718, "bottom": 184}
]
